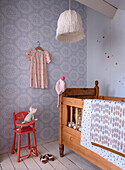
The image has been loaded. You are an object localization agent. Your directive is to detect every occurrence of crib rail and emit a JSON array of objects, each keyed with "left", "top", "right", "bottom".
[
  {"left": 65, "top": 88, "right": 96, "bottom": 96},
  {"left": 63, "top": 97, "right": 84, "bottom": 108},
  {"left": 98, "top": 96, "right": 125, "bottom": 102}
]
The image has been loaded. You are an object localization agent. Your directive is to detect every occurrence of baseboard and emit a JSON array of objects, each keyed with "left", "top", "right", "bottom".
[{"left": 37, "top": 138, "right": 58, "bottom": 145}]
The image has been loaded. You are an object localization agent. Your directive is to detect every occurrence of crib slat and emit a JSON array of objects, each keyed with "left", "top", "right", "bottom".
[
  {"left": 81, "top": 108, "right": 83, "bottom": 122},
  {"left": 70, "top": 106, "right": 73, "bottom": 128},
  {"left": 75, "top": 108, "right": 78, "bottom": 130}
]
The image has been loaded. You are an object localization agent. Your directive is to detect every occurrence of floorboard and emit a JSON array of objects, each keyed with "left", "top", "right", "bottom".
[
  {"left": 26, "top": 147, "right": 55, "bottom": 170},
  {"left": 46, "top": 141, "right": 101, "bottom": 170},
  {"left": 8, "top": 152, "right": 28, "bottom": 170},
  {"left": 0, "top": 153, "right": 14, "bottom": 170},
  {"left": 0, "top": 140, "right": 101, "bottom": 170},
  {"left": 42, "top": 142, "right": 81, "bottom": 170},
  {"left": 38, "top": 144, "right": 68, "bottom": 170},
  {"left": 21, "top": 149, "right": 41, "bottom": 170}
]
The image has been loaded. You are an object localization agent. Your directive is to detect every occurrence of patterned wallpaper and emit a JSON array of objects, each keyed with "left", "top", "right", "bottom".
[{"left": 0, "top": 0, "right": 87, "bottom": 152}]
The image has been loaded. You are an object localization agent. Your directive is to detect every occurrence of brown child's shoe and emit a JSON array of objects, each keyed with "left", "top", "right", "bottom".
[
  {"left": 46, "top": 154, "right": 54, "bottom": 161},
  {"left": 40, "top": 155, "right": 48, "bottom": 163}
]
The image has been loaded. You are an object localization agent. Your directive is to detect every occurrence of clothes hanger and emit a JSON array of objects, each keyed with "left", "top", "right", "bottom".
[{"left": 35, "top": 41, "right": 44, "bottom": 51}]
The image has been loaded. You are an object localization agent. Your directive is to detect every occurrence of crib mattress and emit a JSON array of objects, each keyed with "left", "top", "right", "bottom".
[{"left": 80, "top": 99, "right": 125, "bottom": 170}]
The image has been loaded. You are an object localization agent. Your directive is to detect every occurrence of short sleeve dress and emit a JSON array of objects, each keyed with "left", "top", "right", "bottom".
[{"left": 26, "top": 49, "right": 52, "bottom": 88}]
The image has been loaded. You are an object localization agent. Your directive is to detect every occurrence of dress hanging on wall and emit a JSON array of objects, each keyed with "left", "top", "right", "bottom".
[
  {"left": 26, "top": 46, "right": 52, "bottom": 89},
  {"left": 56, "top": 0, "right": 85, "bottom": 43}
]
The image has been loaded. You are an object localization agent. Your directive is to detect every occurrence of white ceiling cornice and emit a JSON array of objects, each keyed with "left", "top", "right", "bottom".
[{"left": 75, "top": 0, "right": 117, "bottom": 18}]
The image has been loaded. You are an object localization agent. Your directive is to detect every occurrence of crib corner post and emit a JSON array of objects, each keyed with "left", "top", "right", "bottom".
[
  {"left": 59, "top": 144, "right": 64, "bottom": 157},
  {"left": 94, "top": 80, "right": 99, "bottom": 98},
  {"left": 59, "top": 92, "right": 65, "bottom": 157}
]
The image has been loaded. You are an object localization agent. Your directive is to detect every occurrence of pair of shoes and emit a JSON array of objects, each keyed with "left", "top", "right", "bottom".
[{"left": 40, "top": 154, "right": 54, "bottom": 163}]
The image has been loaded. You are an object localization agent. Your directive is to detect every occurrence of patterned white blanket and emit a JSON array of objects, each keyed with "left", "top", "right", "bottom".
[
  {"left": 80, "top": 99, "right": 125, "bottom": 170},
  {"left": 90, "top": 99, "right": 125, "bottom": 155}
]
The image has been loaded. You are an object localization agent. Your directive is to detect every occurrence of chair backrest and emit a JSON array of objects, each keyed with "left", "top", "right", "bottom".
[{"left": 13, "top": 112, "right": 29, "bottom": 129}]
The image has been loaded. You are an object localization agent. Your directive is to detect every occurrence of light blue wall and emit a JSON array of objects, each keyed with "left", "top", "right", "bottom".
[
  {"left": 87, "top": 7, "right": 125, "bottom": 97},
  {"left": 0, "top": 0, "right": 87, "bottom": 152}
]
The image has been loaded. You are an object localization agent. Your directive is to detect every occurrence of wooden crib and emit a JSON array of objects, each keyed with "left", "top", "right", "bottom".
[{"left": 59, "top": 81, "right": 125, "bottom": 170}]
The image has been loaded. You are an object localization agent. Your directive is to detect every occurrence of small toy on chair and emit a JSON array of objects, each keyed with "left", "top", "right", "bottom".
[
  {"left": 22, "top": 106, "right": 38, "bottom": 124},
  {"left": 55, "top": 76, "right": 67, "bottom": 107}
]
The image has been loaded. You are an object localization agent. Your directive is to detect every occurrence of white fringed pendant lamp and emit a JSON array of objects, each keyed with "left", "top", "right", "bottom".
[{"left": 56, "top": 0, "right": 85, "bottom": 43}]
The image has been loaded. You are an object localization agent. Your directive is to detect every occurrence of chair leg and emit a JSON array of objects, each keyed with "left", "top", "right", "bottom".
[
  {"left": 28, "top": 133, "right": 30, "bottom": 149},
  {"left": 17, "top": 134, "right": 21, "bottom": 162},
  {"left": 11, "top": 132, "right": 16, "bottom": 154},
  {"left": 33, "top": 132, "right": 38, "bottom": 156}
]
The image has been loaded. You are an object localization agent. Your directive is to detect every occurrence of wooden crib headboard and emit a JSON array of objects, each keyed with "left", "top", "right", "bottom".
[
  {"left": 62, "top": 80, "right": 99, "bottom": 98},
  {"left": 59, "top": 80, "right": 99, "bottom": 157}
]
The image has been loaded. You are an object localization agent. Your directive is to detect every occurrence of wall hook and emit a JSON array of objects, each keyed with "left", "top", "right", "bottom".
[{"left": 37, "top": 41, "right": 40, "bottom": 46}]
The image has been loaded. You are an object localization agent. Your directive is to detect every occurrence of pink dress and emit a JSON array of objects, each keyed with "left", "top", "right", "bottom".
[{"left": 26, "top": 49, "right": 52, "bottom": 88}]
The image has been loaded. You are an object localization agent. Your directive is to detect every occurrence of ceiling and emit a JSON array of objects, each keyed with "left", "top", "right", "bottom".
[
  {"left": 104, "top": 0, "right": 125, "bottom": 10},
  {"left": 75, "top": 0, "right": 125, "bottom": 18}
]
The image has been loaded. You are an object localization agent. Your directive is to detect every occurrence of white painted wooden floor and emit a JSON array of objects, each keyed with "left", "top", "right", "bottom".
[{"left": 0, "top": 140, "right": 101, "bottom": 170}]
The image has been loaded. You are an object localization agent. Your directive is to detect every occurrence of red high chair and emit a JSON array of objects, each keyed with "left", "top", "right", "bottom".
[{"left": 11, "top": 112, "right": 38, "bottom": 162}]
